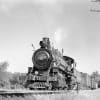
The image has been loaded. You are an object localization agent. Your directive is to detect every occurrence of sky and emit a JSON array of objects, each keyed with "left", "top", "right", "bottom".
[{"left": 0, "top": 0, "right": 100, "bottom": 74}]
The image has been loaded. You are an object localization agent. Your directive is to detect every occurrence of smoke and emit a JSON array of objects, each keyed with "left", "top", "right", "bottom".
[
  {"left": 53, "top": 28, "right": 68, "bottom": 49},
  {"left": 54, "top": 29, "right": 62, "bottom": 44},
  {"left": 0, "top": 61, "right": 9, "bottom": 72}
]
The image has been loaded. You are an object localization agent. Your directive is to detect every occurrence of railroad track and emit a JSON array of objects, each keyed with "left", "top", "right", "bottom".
[{"left": 0, "top": 89, "right": 76, "bottom": 95}]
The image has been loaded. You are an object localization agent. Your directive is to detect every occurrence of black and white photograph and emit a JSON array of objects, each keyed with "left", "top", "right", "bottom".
[{"left": 0, "top": 0, "right": 100, "bottom": 100}]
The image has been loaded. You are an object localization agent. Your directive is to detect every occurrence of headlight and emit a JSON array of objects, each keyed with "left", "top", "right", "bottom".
[{"left": 36, "top": 52, "right": 48, "bottom": 61}]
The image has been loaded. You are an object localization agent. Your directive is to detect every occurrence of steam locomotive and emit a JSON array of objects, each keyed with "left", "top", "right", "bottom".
[{"left": 25, "top": 37, "right": 77, "bottom": 90}]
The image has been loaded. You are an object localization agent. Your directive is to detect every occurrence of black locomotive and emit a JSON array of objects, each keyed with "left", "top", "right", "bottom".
[{"left": 25, "top": 37, "right": 77, "bottom": 90}]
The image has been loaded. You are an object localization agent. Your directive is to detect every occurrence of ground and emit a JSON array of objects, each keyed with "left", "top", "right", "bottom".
[{"left": 0, "top": 89, "right": 100, "bottom": 100}]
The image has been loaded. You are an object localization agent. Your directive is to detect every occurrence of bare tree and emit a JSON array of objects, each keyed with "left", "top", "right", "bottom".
[{"left": 0, "top": 61, "right": 10, "bottom": 88}]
